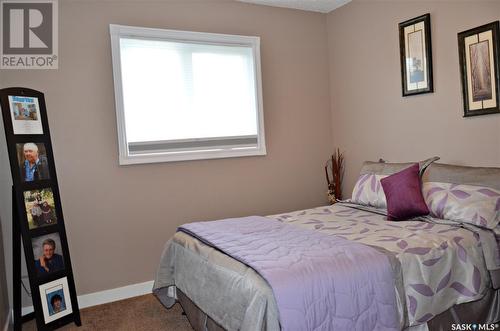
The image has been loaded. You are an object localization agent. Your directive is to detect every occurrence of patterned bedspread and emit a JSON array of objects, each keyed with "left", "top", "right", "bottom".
[
  {"left": 271, "top": 203, "right": 500, "bottom": 327},
  {"left": 179, "top": 216, "right": 400, "bottom": 331}
]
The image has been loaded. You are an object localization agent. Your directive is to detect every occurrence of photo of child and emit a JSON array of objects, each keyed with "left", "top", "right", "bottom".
[
  {"left": 46, "top": 287, "right": 67, "bottom": 316},
  {"left": 39, "top": 277, "right": 73, "bottom": 324}
]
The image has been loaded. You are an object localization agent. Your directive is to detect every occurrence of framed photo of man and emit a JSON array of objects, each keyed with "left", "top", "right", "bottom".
[
  {"left": 16, "top": 142, "right": 51, "bottom": 182},
  {"left": 8, "top": 95, "right": 44, "bottom": 135},
  {"left": 458, "top": 21, "right": 500, "bottom": 117},
  {"left": 32, "top": 233, "right": 65, "bottom": 277},
  {"left": 24, "top": 188, "right": 58, "bottom": 230},
  {"left": 39, "top": 277, "right": 73, "bottom": 324}
]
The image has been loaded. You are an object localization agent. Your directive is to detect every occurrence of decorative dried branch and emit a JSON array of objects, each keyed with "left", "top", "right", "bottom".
[{"left": 325, "top": 149, "right": 345, "bottom": 204}]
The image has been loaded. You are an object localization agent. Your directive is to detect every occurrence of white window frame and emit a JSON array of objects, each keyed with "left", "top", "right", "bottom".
[{"left": 109, "top": 24, "right": 266, "bottom": 165}]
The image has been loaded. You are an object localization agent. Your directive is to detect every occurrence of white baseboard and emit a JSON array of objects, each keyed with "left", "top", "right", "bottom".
[
  {"left": 21, "top": 306, "right": 33, "bottom": 316},
  {"left": 14, "top": 280, "right": 154, "bottom": 322},
  {"left": 78, "top": 280, "right": 154, "bottom": 309}
]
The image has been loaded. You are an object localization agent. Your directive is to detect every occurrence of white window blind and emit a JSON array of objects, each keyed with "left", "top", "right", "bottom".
[{"left": 110, "top": 25, "right": 266, "bottom": 164}]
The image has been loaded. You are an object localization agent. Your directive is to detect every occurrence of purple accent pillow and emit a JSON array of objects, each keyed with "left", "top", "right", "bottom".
[{"left": 381, "top": 163, "right": 429, "bottom": 221}]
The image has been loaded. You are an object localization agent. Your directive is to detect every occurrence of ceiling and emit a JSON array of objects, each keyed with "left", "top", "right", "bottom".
[{"left": 236, "top": 0, "right": 352, "bottom": 13}]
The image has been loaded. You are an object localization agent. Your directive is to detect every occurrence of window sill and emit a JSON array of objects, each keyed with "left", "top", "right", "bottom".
[{"left": 118, "top": 146, "right": 267, "bottom": 165}]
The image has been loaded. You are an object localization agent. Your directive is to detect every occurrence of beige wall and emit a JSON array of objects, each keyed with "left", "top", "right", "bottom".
[
  {"left": 327, "top": 0, "right": 500, "bottom": 196},
  {"left": 3, "top": 0, "right": 499, "bottom": 309},
  {"left": 0, "top": 0, "right": 332, "bottom": 300}
]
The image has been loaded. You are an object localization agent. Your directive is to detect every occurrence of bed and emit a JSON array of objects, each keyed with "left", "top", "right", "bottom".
[{"left": 153, "top": 161, "right": 500, "bottom": 331}]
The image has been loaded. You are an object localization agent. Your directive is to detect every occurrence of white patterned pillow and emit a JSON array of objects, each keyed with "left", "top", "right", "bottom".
[
  {"left": 423, "top": 182, "right": 500, "bottom": 229},
  {"left": 351, "top": 174, "right": 388, "bottom": 209}
]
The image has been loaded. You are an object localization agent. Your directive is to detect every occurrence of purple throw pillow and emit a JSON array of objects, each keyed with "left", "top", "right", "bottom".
[{"left": 380, "top": 163, "right": 429, "bottom": 221}]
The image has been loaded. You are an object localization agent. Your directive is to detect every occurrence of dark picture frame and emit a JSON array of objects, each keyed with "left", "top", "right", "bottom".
[
  {"left": 399, "top": 13, "right": 434, "bottom": 96},
  {"left": 458, "top": 21, "right": 500, "bottom": 117},
  {"left": 0, "top": 87, "right": 81, "bottom": 330}
]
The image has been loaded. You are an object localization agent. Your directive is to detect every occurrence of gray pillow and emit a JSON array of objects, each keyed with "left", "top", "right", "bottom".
[
  {"left": 359, "top": 156, "right": 440, "bottom": 177},
  {"left": 351, "top": 157, "right": 440, "bottom": 208},
  {"left": 422, "top": 163, "right": 500, "bottom": 191}
]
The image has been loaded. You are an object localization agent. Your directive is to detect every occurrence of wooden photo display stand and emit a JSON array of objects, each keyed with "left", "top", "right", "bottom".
[{"left": 0, "top": 87, "right": 81, "bottom": 330}]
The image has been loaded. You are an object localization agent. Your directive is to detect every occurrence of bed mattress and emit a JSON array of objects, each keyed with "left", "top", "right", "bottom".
[{"left": 153, "top": 203, "right": 500, "bottom": 330}]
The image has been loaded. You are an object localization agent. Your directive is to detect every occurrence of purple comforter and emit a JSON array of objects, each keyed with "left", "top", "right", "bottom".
[{"left": 179, "top": 216, "right": 399, "bottom": 331}]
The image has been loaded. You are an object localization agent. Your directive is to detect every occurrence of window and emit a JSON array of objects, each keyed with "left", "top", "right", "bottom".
[{"left": 109, "top": 25, "right": 266, "bottom": 164}]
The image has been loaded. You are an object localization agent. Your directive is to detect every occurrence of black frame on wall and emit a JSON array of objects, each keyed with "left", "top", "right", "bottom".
[
  {"left": 0, "top": 87, "right": 81, "bottom": 330},
  {"left": 458, "top": 21, "right": 500, "bottom": 117},
  {"left": 399, "top": 13, "right": 434, "bottom": 97}
]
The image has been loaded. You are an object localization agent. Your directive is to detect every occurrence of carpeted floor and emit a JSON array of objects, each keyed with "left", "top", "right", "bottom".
[{"left": 22, "top": 294, "right": 193, "bottom": 330}]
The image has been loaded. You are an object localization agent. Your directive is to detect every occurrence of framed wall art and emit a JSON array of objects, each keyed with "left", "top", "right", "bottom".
[
  {"left": 458, "top": 21, "right": 500, "bottom": 117},
  {"left": 399, "top": 13, "right": 434, "bottom": 96}
]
